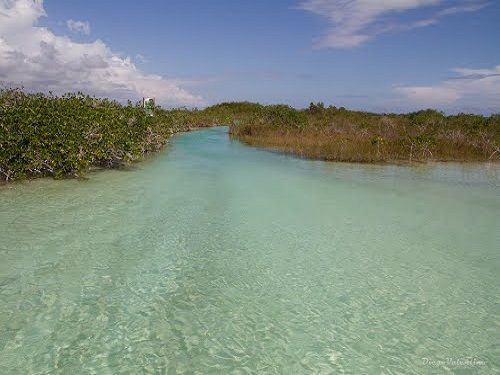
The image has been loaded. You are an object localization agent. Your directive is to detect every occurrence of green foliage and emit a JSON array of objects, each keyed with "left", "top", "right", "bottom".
[
  {"left": 1, "top": 88, "right": 499, "bottom": 182},
  {"left": 308, "top": 102, "right": 325, "bottom": 114},
  {"left": 261, "top": 105, "right": 307, "bottom": 128},
  {"left": 407, "top": 109, "right": 445, "bottom": 125},
  {"left": 0, "top": 89, "right": 215, "bottom": 181},
  {"left": 203, "top": 102, "right": 264, "bottom": 126}
]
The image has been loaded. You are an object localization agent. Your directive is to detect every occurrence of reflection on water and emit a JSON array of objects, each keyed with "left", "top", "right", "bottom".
[{"left": 1, "top": 127, "right": 498, "bottom": 373}]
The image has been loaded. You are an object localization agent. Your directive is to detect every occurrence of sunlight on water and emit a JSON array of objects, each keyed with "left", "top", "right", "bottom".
[{"left": 1, "top": 127, "right": 499, "bottom": 373}]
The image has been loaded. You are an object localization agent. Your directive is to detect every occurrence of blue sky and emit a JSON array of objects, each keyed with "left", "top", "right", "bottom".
[{"left": 1, "top": 0, "right": 499, "bottom": 113}]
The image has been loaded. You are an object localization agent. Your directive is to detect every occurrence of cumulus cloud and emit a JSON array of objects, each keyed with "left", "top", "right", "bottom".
[
  {"left": 299, "top": 0, "right": 489, "bottom": 48},
  {"left": 396, "top": 65, "right": 500, "bottom": 111},
  {"left": 66, "top": 19, "right": 90, "bottom": 35},
  {"left": 0, "top": 0, "right": 203, "bottom": 106}
]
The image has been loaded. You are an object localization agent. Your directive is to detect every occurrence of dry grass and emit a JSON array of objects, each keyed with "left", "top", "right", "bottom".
[{"left": 230, "top": 105, "right": 500, "bottom": 163}]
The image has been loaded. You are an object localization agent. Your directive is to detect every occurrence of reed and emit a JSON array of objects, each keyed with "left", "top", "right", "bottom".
[{"left": 229, "top": 103, "right": 500, "bottom": 163}]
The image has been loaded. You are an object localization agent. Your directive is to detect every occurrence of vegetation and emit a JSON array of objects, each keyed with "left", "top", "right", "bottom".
[
  {"left": 1, "top": 89, "right": 498, "bottom": 182},
  {"left": 229, "top": 102, "right": 500, "bottom": 163},
  {"left": 0, "top": 89, "right": 220, "bottom": 181}
]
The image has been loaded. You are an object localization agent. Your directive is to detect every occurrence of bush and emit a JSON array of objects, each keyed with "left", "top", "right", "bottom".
[
  {"left": 0, "top": 89, "right": 210, "bottom": 180},
  {"left": 2, "top": 88, "right": 499, "bottom": 181}
]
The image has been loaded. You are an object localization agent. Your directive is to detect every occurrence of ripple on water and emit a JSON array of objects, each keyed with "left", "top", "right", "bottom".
[{"left": 0, "top": 128, "right": 498, "bottom": 373}]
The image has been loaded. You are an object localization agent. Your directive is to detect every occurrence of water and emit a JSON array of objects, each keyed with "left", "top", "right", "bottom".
[{"left": 1, "top": 127, "right": 498, "bottom": 374}]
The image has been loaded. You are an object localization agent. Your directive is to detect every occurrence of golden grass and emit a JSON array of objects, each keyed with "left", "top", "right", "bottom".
[{"left": 230, "top": 108, "right": 500, "bottom": 163}]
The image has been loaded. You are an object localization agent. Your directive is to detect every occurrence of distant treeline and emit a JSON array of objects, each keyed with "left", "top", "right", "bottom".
[{"left": 1, "top": 90, "right": 499, "bottom": 181}]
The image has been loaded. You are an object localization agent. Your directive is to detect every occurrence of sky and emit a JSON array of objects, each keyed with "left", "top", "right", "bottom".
[{"left": 0, "top": 0, "right": 499, "bottom": 113}]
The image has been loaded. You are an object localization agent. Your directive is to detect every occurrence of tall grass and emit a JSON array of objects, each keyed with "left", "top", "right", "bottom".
[{"left": 229, "top": 103, "right": 500, "bottom": 163}]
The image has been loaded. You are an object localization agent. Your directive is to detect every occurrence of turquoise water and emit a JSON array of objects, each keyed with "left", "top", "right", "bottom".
[{"left": 1, "top": 127, "right": 499, "bottom": 374}]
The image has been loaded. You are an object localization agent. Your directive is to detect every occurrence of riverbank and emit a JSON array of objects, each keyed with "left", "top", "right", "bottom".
[
  {"left": 229, "top": 103, "right": 500, "bottom": 164},
  {"left": 0, "top": 91, "right": 268, "bottom": 181},
  {"left": 0, "top": 89, "right": 223, "bottom": 181},
  {"left": 2, "top": 91, "right": 499, "bottom": 181}
]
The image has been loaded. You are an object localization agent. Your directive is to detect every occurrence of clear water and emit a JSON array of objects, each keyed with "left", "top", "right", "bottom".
[{"left": 1, "top": 127, "right": 499, "bottom": 374}]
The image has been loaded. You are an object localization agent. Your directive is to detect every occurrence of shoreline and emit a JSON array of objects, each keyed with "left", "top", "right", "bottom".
[
  {"left": 0, "top": 124, "right": 218, "bottom": 185},
  {"left": 234, "top": 135, "right": 500, "bottom": 166},
  {"left": 228, "top": 105, "right": 499, "bottom": 166},
  {"left": 2, "top": 90, "right": 498, "bottom": 182}
]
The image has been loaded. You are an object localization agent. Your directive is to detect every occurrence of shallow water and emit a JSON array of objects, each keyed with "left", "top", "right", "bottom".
[{"left": 1, "top": 127, "right": 499, "bottom": 374}]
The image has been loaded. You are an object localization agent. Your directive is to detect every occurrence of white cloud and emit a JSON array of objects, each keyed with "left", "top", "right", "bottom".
[
  {"left": 0, "top": 0, "right": 203, "bottom": 106},
  {"left": 396, "top": 65, "right": 500, "bottom": 111},
  {"left": 66, "top": 19, "right": 90, "bottom": 35},
  {"left": 299, "top": 0, "right": 488, "bottom": 48},
  {"left": 396, "top": 86, "right": 462, "bottom": 104},
  {"left": 437, "top": 2, "right": 489, "bottom": 16},
  {"left": 135, "top": 54, "right": 148, "bottom": 63}
]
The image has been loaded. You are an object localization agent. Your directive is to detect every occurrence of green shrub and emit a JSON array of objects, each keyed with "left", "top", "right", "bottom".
[{"left": 2, "top": 88, "right": 499, "bottom": 181}]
